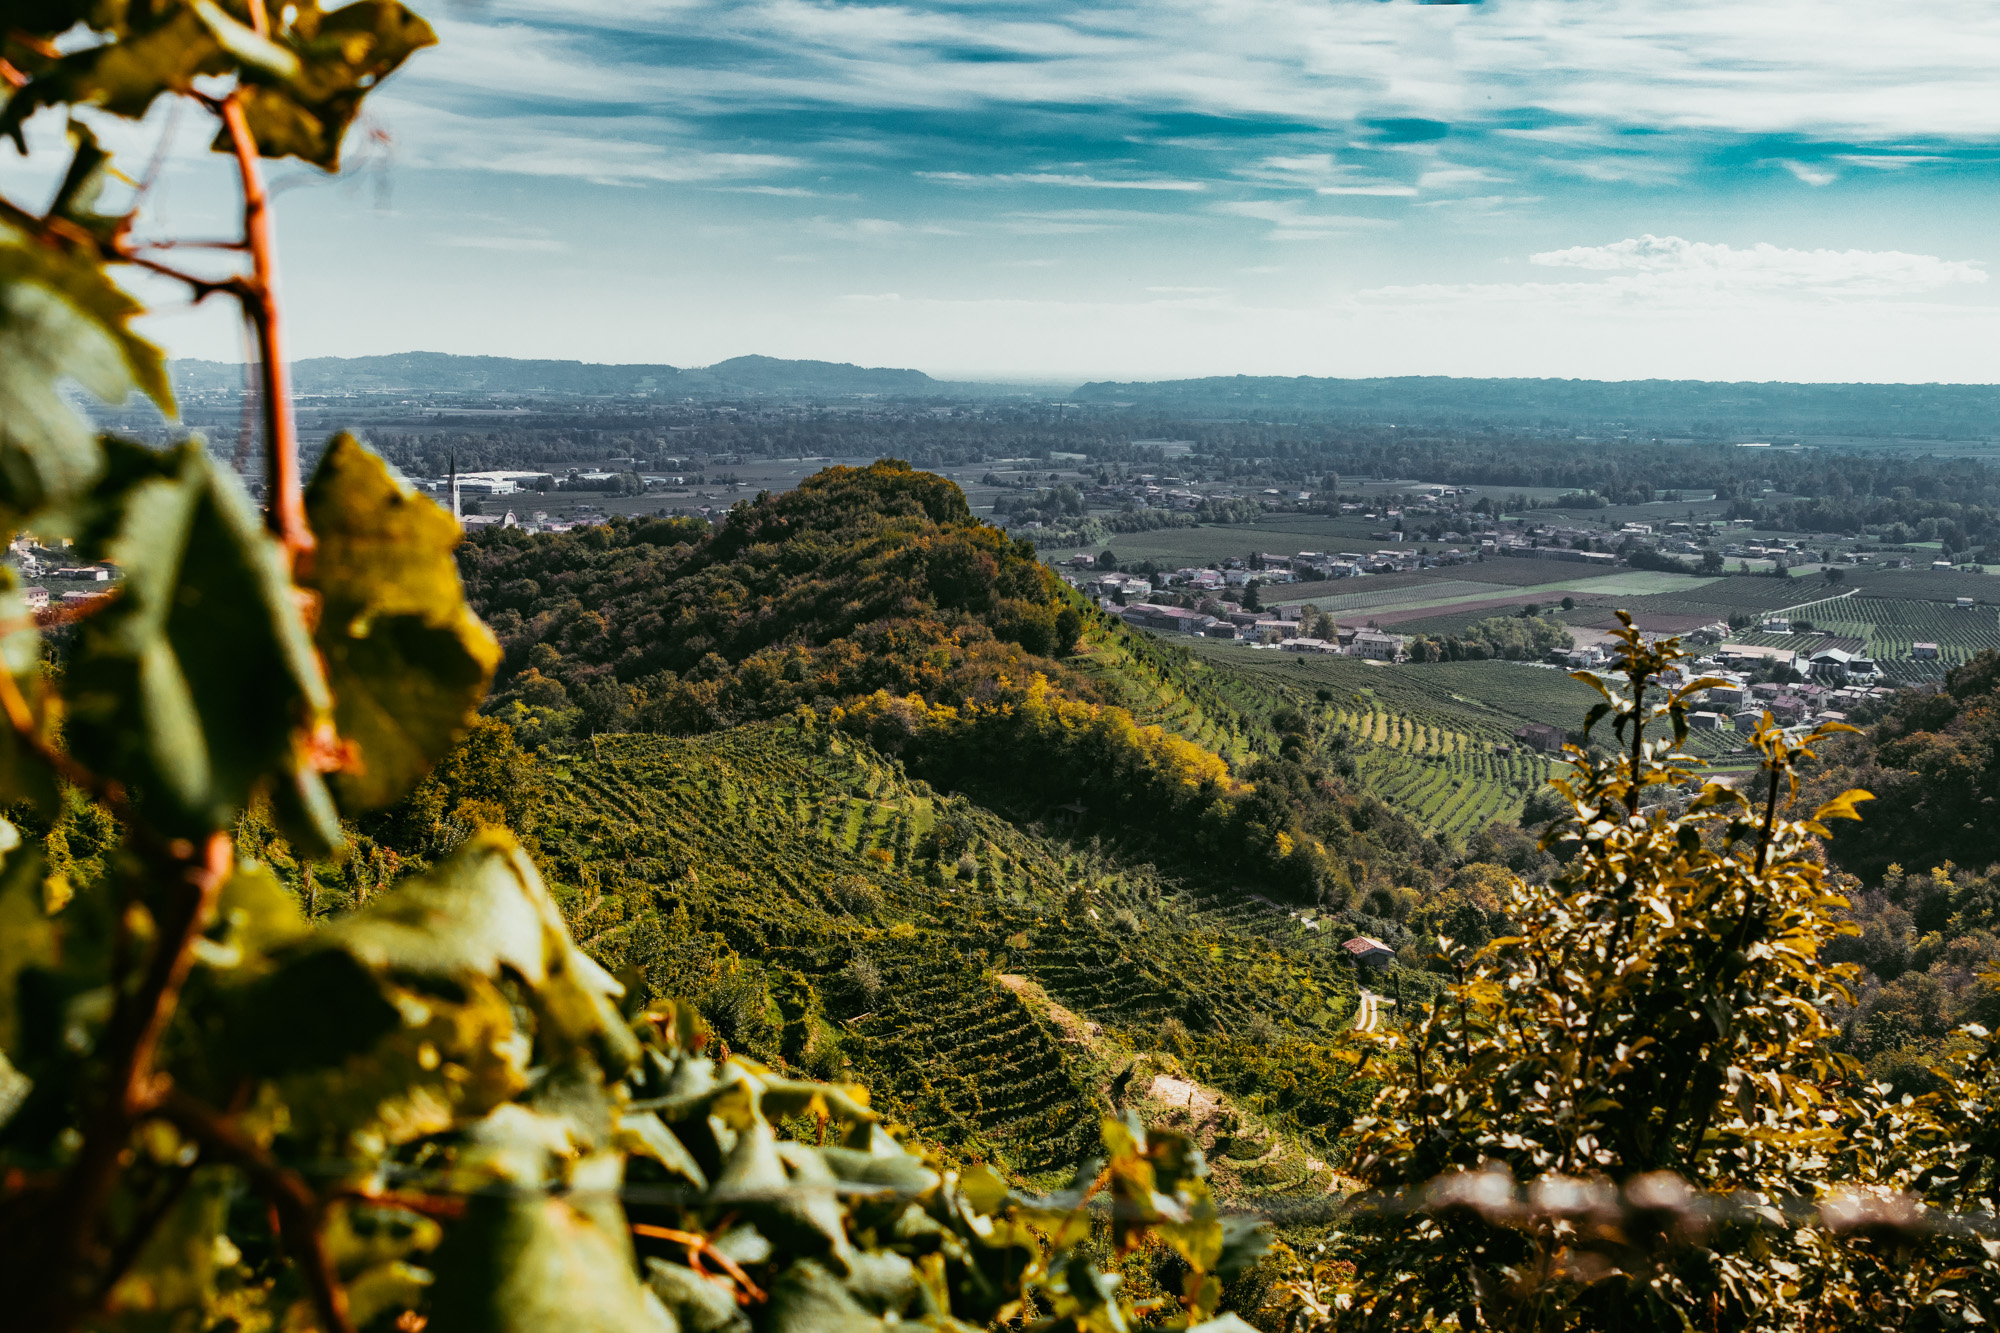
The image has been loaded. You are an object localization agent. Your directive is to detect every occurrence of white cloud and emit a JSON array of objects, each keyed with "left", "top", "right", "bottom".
[
  {"left": 1315, "top": 184, "right": 1419, "bottom": 197},
  {"left": 1774, "top": 159, "right": 1838, "bottom": 186},
  {"left": 1835, "top": 154, "right": 1949, "bottom": 170},
  {"left": 918, "top": 171, "right": 1205, "bottom": 191},
  {"left": 1213, "top": 199, "right": 1390, "bottom": 240},
  {"left": 413, "top": 1, "right": 2000, "bottom": 150},
  {"left": 1417, "top": 164, "right": 1504, "bottom": 190},
  {"left": 1530, "top": 235, "right": 1985, "bottom": 291},
  {"left": 1372, "top": 235, "right": 1988, "bottom": 308}
]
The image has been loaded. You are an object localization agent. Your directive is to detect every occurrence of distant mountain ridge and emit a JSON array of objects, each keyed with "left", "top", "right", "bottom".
[{"left": 168, "top": 351, "right": 940, "bottom": 398}]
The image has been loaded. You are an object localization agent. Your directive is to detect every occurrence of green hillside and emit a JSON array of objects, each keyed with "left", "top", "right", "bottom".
[{"left": 529, "top": 723, "right": 1374, "bottom": 1194}]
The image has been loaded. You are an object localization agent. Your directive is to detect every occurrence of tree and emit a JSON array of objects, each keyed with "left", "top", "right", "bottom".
[
  {"left": 1243, "top": 579, "right": 1263, "bottom": 612},
  {"left": 1096, "top": 546, "right": 1119, "bottom": 570},
  {"left": 1825, "top": 564, "right": 1846, "bottom": 584}
]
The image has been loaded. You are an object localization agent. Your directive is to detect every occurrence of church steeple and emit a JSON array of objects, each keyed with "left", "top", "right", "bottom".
[{"left": 449, "top": 452, "right": 461, "bottom": 521}]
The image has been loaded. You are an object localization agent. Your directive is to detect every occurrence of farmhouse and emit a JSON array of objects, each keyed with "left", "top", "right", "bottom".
[
  {"left": 1342, "top": 936, "right": 1396, "bottom": 969},
  {"left": 1514, "top": 722, "right": 1567, "bottom": 754}
]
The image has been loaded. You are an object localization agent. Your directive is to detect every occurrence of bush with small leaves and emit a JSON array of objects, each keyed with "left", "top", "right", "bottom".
[{"left": 1273, "top": 614, "right": 2000, "bottom": 1331}]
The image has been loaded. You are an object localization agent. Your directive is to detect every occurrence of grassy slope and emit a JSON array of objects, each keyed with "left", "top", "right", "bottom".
[{"left": 541, "top": 724, "right": 1362, "bottom": 1197}]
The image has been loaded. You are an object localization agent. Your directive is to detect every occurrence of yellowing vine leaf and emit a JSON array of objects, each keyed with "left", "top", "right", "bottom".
[{"left": 304, "top": 433, "right": 501, "bottom": 811}]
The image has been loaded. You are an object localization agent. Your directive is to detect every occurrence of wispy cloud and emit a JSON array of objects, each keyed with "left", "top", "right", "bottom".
[
  {"left": 1213, "top": 199, "right": 1390, "bottom": 240},
  {"left": 1376, "top": 235, "right": 1989, "bottom": 307},
  {"left": 919, "top": 171, "right": 1205, "bottom": 191},
  {"left": 1773, "top": 159, "right": 1838, "bottom": 186}
]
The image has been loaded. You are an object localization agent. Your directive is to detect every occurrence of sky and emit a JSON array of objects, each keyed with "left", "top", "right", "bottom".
[{"left": 24, "top": 0, "right": 2000, "bottom": 381}]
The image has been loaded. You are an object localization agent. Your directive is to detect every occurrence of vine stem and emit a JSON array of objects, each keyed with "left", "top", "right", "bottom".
[
  {"left": 30, "top": 833, "right": 232, "bottom": 1333},
  {"left": 217, "top": 93, "right": 312, "bottom": 564},
  {"left": 157, "top": 1092, "right": 356, "bottom": 1333}
]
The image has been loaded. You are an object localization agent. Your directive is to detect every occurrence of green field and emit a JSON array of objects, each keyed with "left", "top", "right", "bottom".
[
  {"left": 1845, "top": 566, "right": 2000, "bottom": 604},
  {"left": 1271, "top": 569, "right": 1728, "bottom": 622},
  {"left": 1284, "top": 579, "right": 1510, "bottom": 615},
  {"left": 1099, "top": 517, "right": 1376, "bottom": 567}
]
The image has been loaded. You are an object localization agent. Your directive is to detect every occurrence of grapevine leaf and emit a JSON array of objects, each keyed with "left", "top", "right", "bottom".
[
  {"left": 64, "top": 442, "right": 333, "bottom": 838},
  {"left": 187, "top": 0, "right": 304, "bottom": 81},
  {"left": 47, "top": 122, "right": 130, "bottom": 247},
  {"left": 227, "top": 947, "right": 403, "bottom": 1078},
  {"left": 0, "top": 848, "right": 56, "bottom": 1056},
  {"left": 102, "top": 1167, "right": 235, "bottom": 1320},
  {"left": 322, "top": 830, "right": 556, "bottom": 985},
  {"left": 0, "top": 234, "right": 171, "bottom": 529},
  {"left": 0, "top": 570, "right": 59, "bottom": 814},
  {"left": 0, "top": 6, "right": 227, "bottom": 141},
  {"left": 219, "top": 0, "right": 438, "bottom": 169},
  {"left": 323, "top": 831, "right": 637, "bottom": 1071},
  {"left": 304, "top": 433, "right": 499, "bottom": 811},
  {"left": 644, "top": 1258, "right": 742, "bottom": 1331},
  {"left": 429, "top": 1123, "right": 666, "bottom": 1333}
]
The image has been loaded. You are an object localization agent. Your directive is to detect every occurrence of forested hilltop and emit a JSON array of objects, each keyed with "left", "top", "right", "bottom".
[{"left": 457, "top": 459, "right": 1451, "bottom": 908}]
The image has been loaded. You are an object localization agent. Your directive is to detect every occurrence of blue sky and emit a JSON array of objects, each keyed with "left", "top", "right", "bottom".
[{"left": 61, "top": 0, "right": 2000, "bottom": 380}]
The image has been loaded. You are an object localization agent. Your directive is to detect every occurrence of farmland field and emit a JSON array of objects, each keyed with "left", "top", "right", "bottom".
[
  {"left": 1287, "top": 580, "right": 1510, "bottom": 615},
  {"left": 1846, "top": 566, "right": 2000, "bottom": 604},
  {"left": 1728, "top": 594, "right": 2000, "bottom": 681},
  {"left": 1100, "top": 516, "right": 1388, "bottom": 566}
]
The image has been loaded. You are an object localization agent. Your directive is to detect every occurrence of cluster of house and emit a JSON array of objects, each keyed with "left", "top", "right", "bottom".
[
  {"left": 1107, "top": 597, "right": 1407, "bottom": 657},
  {"left": 1682, "top": 677, "right": 1893, "bottom": 732},
  {"left": 1711, "top": 641, "right": 1882, "bottom": 684},
  {"left": 4, "top": 539, "right": 116, "bottom": 611},
  {"left": 459, "top": 509, "right": 614, "bottom": 535},
  {"left": 1069, "top": 547, "right": 1473, "bottom": 590}
]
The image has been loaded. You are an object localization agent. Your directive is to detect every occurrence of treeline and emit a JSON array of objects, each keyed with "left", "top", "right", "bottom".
[
  {"left": 1406, "top": 614, "right": 1574, "bottom": 663},
  {"left": 1802, "top": 651, "right": 2000, "bottom": 1089}
]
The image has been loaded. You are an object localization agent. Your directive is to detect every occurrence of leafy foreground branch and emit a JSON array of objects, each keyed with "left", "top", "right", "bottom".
[
  {"left": 3, "top": 826, "right": 1270, "bottom": 1333},
  {"left": 1267, "top": 615, "right": 2000, "bottom": 1331}
]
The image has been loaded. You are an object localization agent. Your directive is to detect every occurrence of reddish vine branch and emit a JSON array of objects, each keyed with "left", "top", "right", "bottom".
[
  {"left": 217, "top": 93, "right": 312, "bottom": 563},
  {"left": 29, "top": 833, "right": 233, "bottom": 1333},
  {"left": 158, "top": 1091, "right": 355, "bottom": 1333}
]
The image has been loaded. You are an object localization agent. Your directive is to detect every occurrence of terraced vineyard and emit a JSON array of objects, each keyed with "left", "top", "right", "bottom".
[
  {"left": 1183, "top": 647, "right": 1599, "bottom": 839},
  {"left": 1066, "top": 615, "right": 1273, "bottom": 764},
  {"left": 534, "top": 724, "right": 1369, "bottom": 1187}
]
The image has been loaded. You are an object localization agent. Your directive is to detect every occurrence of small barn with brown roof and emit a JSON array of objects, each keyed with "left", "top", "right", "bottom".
[{"left": 1342, "top": 935, "right": 1395, "bottom": 969}]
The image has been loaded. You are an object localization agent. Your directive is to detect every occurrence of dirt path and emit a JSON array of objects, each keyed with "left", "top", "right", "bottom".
[
  {"left": 1353, "top": 989, "right": 1397, "bottom": 1033},
  {"left": 1148, "top": 1073, "right": 1222, "bottom": 1119},
  {"left": 994, "top": 973, "right": 1103, "bottom": 1050}
]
